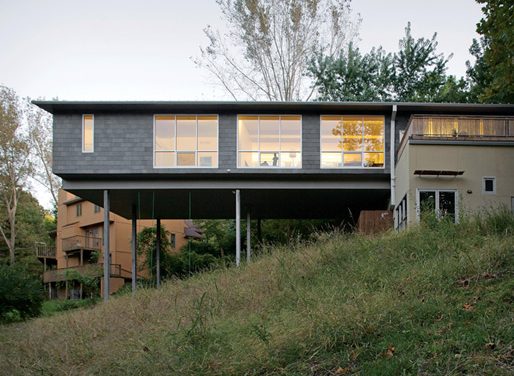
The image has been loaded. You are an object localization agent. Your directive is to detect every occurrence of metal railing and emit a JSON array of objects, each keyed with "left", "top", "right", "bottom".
[
  {"left": 62, "top": 235, "right": 102, "bottom": 252},
  {"left": 35, "top": 242, "right": 56, "bottom": 258},
  {"left": 42, "top": 263, "right": 123, "bottom": 283},
  {"left": 398, "top": 115, "right": 514, "bottom": 160}
]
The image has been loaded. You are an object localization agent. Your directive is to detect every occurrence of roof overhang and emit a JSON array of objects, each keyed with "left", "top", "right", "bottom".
[{"left": 32, "top": 100, "right": 514, "bottom": 116}]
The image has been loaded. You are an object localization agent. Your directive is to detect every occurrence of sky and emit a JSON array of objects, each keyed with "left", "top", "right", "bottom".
[{"left": 0, "top": 0, "right": 484, "bottom": 208}]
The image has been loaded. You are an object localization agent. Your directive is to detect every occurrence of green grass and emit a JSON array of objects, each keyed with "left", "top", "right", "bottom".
[
  {"left": 0, "top": 211, "right": 513, "bottom": 375},
  {"left": 40, "top": 298, "right": 98, "bottom": 317}
]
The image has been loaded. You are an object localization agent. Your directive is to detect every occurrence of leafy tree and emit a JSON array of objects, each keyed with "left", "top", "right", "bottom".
[
  {"left": 309, "top": 23, "right": 468, "bottom": 102},
  {"left": 0, "top": 263, "right": 43, "bottom": 323},
  {"left": 137, "top": 225, "right": 172, "bottom": 280},
  {"left": 196, "top": 0, "right": 361, "bottom": 100},
  {"left": 0, "top": 86, "right": 32, "bottom": 264},
  {"left": 466, "top": 0, "right": 513, "bottom": 103}
]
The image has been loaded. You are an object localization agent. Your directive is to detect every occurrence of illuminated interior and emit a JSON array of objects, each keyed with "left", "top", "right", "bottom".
[
  {"left": 83, "top": 115, "right": 94, "bottom": 152},
  {"left": 411, "top": 116, "right": 513, "bottom": 137},
  {"left": 154, "top": 115, "right": 218, "bottom": 168},
  {"left": 238, "top": 115, "right": 301, "bottom": 168},
  {"left": 320, "top": 115, "right": 385, "bottom": 168}
]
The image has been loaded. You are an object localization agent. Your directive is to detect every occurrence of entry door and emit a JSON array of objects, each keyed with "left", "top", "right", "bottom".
[{"left": 417, "top": 189, "right": 457, "bottom": 223}]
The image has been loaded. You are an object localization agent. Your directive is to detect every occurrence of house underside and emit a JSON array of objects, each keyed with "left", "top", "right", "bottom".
[{"left": 63, "top": 176, "right": 390, "bottom": 220}]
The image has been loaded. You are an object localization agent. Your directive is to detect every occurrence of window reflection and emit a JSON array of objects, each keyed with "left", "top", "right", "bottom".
[
  {"left": 238, "top": 115, "right": 301, "bottom": 168},
  {"left": 154, "top": 115, "right": 218, "bottom": 168},
  {"left": 320, "top": 115, "right": 385, "bottom": 168}
]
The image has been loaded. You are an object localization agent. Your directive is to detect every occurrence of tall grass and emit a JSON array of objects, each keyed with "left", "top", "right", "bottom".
[{"left": 0, "top": 211, "right": 513, "bottom": 375}]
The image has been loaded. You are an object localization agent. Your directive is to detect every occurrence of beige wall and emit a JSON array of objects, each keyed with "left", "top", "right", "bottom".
[
  {"left": 55, "top": 189, "right": 188, "bottom": 294},
  {"left": 396, "top": 144, "right": 514, "bottom": 225}
]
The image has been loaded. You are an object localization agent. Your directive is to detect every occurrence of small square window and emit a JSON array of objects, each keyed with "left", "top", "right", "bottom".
[{"left": 483, "top": 177, "right": 496, "bottom": 194}]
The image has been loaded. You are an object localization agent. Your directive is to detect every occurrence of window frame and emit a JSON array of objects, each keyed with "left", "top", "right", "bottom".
[
  {"left": 82, "top": 114, "right": 94, "bottom": 153},
  {"left": 416, "top": 188, "right": 459, "bottom": 223},
  {"left": 319, "top": 115, "right": 386, "bottom": 169},
  {"left": 236, "top": 114, "right": 303, "bottom": 169},
  {"left": 94, "top": 204, "right": 101, "bottom": 214},
  {"left": 395, "top": 194, "right": 408, "bottom": 231},
  {"left": 76, "top": 203, "right": 82, "bottom": 217},
  {"left": 482, "top": 176, "right": 496, "bottom": 194},
  {"left": 153, "top": 114, "right": 219, "bottom": 169}
]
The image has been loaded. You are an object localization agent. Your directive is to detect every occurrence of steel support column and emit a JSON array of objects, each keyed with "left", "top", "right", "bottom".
[
  {"left": 156, "top": 218, "right": 161, "bottom": 288},
  {"left": 103, "top": 189, "right": 110, "bottom": 302},
  {"left": 246, "top": 211, "right": 251, "bottom": 262},
  {"left": 235, "top": 189, "right": 241, "bottom": 266}
]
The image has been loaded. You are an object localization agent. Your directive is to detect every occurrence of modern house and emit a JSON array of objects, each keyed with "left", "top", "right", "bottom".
[
  {"left": 36, "top": 189, "right": 190, "bottom": 299},
  {"left": 33, "top": 101, "right": 514, "bottom": 299}
]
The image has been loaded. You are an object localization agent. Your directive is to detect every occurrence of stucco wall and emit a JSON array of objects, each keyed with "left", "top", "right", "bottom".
[{"left": 401, "top": 144, "right": 514, "bottom": 223}]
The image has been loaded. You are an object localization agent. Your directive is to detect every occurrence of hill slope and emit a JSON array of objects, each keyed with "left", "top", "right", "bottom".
[{"left": 1, "top": 213, "right": 513, "bottom": 375}]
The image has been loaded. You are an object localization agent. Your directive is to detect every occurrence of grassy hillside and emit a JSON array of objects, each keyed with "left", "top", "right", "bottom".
[{"left": 1, "top": 212, "right": 513, "bottom": 375}]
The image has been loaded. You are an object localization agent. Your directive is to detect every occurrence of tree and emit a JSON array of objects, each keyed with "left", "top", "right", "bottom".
[
  {"left": 196, "top": 0, "right": 361, "bottom": 101},
  {"left": 466, "top": 0, "right": 513, "bottom": 103},
  {"left": 26, "top": 99, "right": 60, "bottom": 209},
  {"left": 308, "top": 23, "right": 468, "bottom": 102},
  {"left": 308, "top": 43, "right": 394, "bottom": 101},
  {"left": 0, "top": 263, "right": 43, "bottom": 323},
  {"left": 393, "top": 23, "right": 450, "bottom": 102},
  {"left": 0, "top": 86, "right": 32, "bottom": 265}
]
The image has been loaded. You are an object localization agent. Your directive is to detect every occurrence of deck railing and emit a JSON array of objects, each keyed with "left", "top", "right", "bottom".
[
  {"left": 42, "top": 263, "right": 123, "bottom": 283},
  {"left": 62, "top": 235, "right": 102, "bottom": 252},
  {"left": 397, "top": 115, "right": 514, "bottom": 160},
  {"left": 35, "top": 242, "right": 56, "bottom": 258}
]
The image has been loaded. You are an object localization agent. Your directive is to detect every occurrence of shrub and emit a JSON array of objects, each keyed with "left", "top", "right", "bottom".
[{"left": 0, "top": 264, "right": 43, "bottom": 323}]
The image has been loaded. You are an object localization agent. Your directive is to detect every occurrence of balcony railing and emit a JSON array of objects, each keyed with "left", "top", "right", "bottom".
[
  {"left": 62, "top": 235, "right": 102, "bottom": 253},
  {"left": 35, "top": 242, "right": 56, "bottom": 258},
  {"left": 398, "top": 115, "right": 514, "bottom": 160},
  {"left": 42, "top": 263, "right": 124, "bottom": 283}
]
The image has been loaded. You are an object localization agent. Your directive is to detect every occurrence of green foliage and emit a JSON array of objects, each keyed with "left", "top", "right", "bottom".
[
  {"left": 164, "top": 251, "right": 223, "bottom": 279},
  {"left": 0, "top": 264, "right": 43, "bottom": 323},
  {"left": 137, "top": 225, "right": 172, "bottom": 278},
  {"left": 41, "top": 298, "right": 97, "bottom": 317},
  {"left": 467, "top": 0, "right": 514, "bottom": 103},
  {"left": 309, "top": 23, "right": 471, "bottom": 102}
]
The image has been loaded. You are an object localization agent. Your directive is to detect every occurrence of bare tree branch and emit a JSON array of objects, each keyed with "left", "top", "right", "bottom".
[{"left": 195, "top": 0, "right": 361, "bottom": 101}]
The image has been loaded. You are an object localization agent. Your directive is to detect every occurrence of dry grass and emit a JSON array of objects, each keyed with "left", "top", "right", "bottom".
[{"left": 0, "top": 212, "right": 513, "bottom": 375}]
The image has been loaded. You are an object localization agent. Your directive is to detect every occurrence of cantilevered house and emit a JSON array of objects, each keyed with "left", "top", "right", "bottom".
[{"left": 33, "top": 101, "right": 514, "bottom": 299}]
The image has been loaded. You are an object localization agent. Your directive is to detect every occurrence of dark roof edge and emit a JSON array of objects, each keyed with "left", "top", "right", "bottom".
[{"left": 32, "top": 100, "right": 514, "bottom": 115}]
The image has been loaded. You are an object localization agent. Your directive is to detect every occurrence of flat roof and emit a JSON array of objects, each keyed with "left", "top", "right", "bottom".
[{"left": 32, "top": 100, "right": 514, "bottom": 115}]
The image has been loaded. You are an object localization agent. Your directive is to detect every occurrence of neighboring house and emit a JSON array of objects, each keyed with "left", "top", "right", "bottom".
[
  {"left": 36, "top": 189, "right": 189, "bottom": 299},
  {"left": 32, "top": 101, "right": 514, "bottom": 296}
]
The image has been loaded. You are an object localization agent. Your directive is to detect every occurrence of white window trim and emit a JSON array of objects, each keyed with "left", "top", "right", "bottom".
[
  {"left": 153, "top": 114, "right": 219, "bottom": 169},
  {"left": 416, "top": 188, "right": 459, "bottom": 223},
  {"left": 82, "top": 114, "right": 94, "bottom": 153},
  {"left": 236, "top": 114, "right": 303, "bottom": 169},
  {"left": 319, "top": 115, "right": 386, "bottom": 169},
  {"left": 482, "top": 176, "right": 496, "bottom": 195}
]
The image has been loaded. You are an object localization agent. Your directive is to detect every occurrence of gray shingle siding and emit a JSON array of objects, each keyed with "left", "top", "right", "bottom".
[{"left": 53, "top": 111, "right": 395, "bottom": 176}]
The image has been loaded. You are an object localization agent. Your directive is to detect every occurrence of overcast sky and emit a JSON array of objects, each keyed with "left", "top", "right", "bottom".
[{"left": 0, "top": 0, "right": 483, "bottom": 208}]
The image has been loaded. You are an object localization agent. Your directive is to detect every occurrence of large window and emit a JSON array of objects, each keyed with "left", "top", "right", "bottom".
[
  {"left": 154, "top": 115, "right": 218, "bottom": 168},
  {"left": 82, "top": 114, "right": 94, "bottom": 153},
  {"left": 238, "top": 115, "right": 301, "bottom": 168},
  {"left": 320, "top": 115, "right": 385, "bottom": 168}
]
